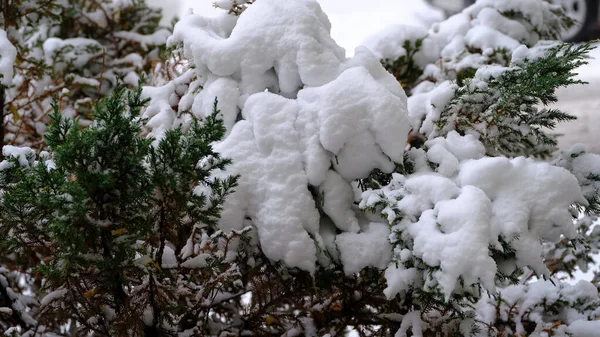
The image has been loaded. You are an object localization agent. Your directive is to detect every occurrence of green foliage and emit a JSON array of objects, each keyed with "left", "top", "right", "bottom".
[
  {"left": 437, "top": 42, "right": 593, "bottom": 158},
  {"left": 381, "top": 38, "right": 425, "bottom": 95},
  {"left": 500, "top": 7, "right": 574, "bottom": 41},
  {"left": 0, "top": 88, "right": 238, "bottom": 335}
]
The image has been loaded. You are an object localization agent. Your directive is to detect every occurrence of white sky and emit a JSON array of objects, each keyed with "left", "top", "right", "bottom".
[{"left": 176, "top": 0, "right": 443, "bottom": 54}]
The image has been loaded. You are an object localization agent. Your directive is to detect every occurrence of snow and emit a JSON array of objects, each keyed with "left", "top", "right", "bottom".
[
  {"left": 410, "top": 186, "right": 497, "bottom": 299},
  {"left": 1, "top": 146, "right": 35, "bottom": 169},
  {"left": 464, "top": 25, "right": 521, "bottom": 52},
  {"left": 383, "top": 263, "right": 419, "bottom": 299},
  {"left": 147, "top": 0, "right": 412, "bottom": 272},
  {"left": 181, "top": 253, "right": 210, "bottom": 268},
  {"left": 192, "top": 78, "right": 240, "bottom": 134},
  {"left": 458, "top": 156, "right": 584, "bottom": 242},
  {"left": 395, "top": 311, "right": 423, "bottom": 337},
  {"left": 214, "top": 92, "right": 322, "bottom": 272},
  {"left": 319, "top": 170, "right": 359, "bottom": 232},
  {"left": 113, "top": 29, "right": 170, "bottom": 50},
  {"left": 359, "top": 131, "right": 586, "bottom": 299},
  {"left": 40, "top": 289, "right": 68, "bottom": 307},
  {"left": 361, "top": 25, "right": 434, "bottom": 68},
  {"left": 475, "top": 279, "right": 600, "bottom": 335},
  {"left": 336, "top": 222, "right": 392, "bottom": 275},
  {"left": 411, "top": 81, "right": 457, "bottom": 137},
  {"left": 177, "top": 0, "right": 444, "bottom": 58},
  {"left": 0, "top": 29, "right": 16, "bottom": 86},
  {"left": 360, "top": 0, "right": 572, "bottom": 150},
  {"left": 169, "top": 0, "right": 345, "bottom": 101},
  {"left": 141, "top": 4, "right": 600, "bottom": 335},
  {"left": 42, "top": 37, "right": 103, "bottom": 71},
  {"left": 554, "top": 145, "right": 600, "bottom": 200},
  {"left": 212, "top": 64, "right": 409, "bottom": 272},
  {"left": 142, "top": 71, "right": 195, "bottom": 142},
  {"left": 296, "top": 66, "right": 408, "bottom": 184},
  {"left": 568, "top": 320, "right": 600, "bottom": 337},
  {"left": 160, "top": 246, "right": 178, "bottom": 268}
]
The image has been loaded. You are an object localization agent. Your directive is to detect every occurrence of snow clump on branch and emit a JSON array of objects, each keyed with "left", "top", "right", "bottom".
[{"left": 143, "top": 0, "right": 410, "bottom": 272}]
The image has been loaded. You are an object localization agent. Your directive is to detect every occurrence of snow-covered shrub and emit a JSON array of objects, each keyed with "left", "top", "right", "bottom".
[
  {"left": 364, "top": 0, "right": 586, "bottom": 158},
  {"left": 0, "top": 0, "right": 170, "bottom": 149},
  {"left": 0, "top": 0, "right": 599, "bottom": 335},
  {"left": 143, "top": 0, "right": 409, "bottom": 273},
  {"left": 135, "top": 0, "right": 600, "bottom": 336}
]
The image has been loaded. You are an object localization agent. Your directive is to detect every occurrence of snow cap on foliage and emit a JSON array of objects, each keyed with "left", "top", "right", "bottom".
[
  {"left": 554, "top": 144, "right": 600, "bottom": 201},
  {"left": 476, "top": 280, "right": 600, "bottom": 335},
  {"left": 362, "top": 0, "right": 569, "bottom": 147},
  {"left": 411, "top": 186, "right": 497, "bottom": 298},
  {"left": 361, "top": 24, "right": 434, "bottom": 69},
  {"left": 0, "top": 29, "right": 16, "bottom": 86},
  {"left": 336, "top": 222, "right": 392, "bottom": 275},
  {"left": 363, "top": 0, "right": 563, "bottom": 77},
  {"left": 215, "top": 64, "right": 409, "bottom": 272},
  {"left": 146, "top": 0, "right": 412, "bottom": 272},
  {"left": 0, "top": 146, "right": 35, "bottom": 170},
  {"left": 42, "top": 38, "right": 103, "bottom": 71},
  {"left": 145, "top": 0, "right": 363, "bottom": 141},
  {"left": 362, "top": 132, "right": 585, "bottom": 299},
  {"left": 214, "top": 92, "right": 321, "bottom": 272},
  {"left": 169, "top": 0, "right": 345, "bottom": 100}
]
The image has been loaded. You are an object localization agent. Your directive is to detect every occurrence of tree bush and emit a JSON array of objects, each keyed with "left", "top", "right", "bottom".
[{"left": 1, "top": 0, "right": 599, "bottom": 336}]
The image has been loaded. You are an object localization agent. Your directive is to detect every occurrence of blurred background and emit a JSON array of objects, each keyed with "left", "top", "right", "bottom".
[{"left": 148, "top": 0, "right": 600, "bottom": 153}]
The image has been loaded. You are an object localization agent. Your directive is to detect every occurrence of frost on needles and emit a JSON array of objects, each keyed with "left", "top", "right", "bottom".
[{"left": 1, "top": 0, "right": 600, "bottom": 336}]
